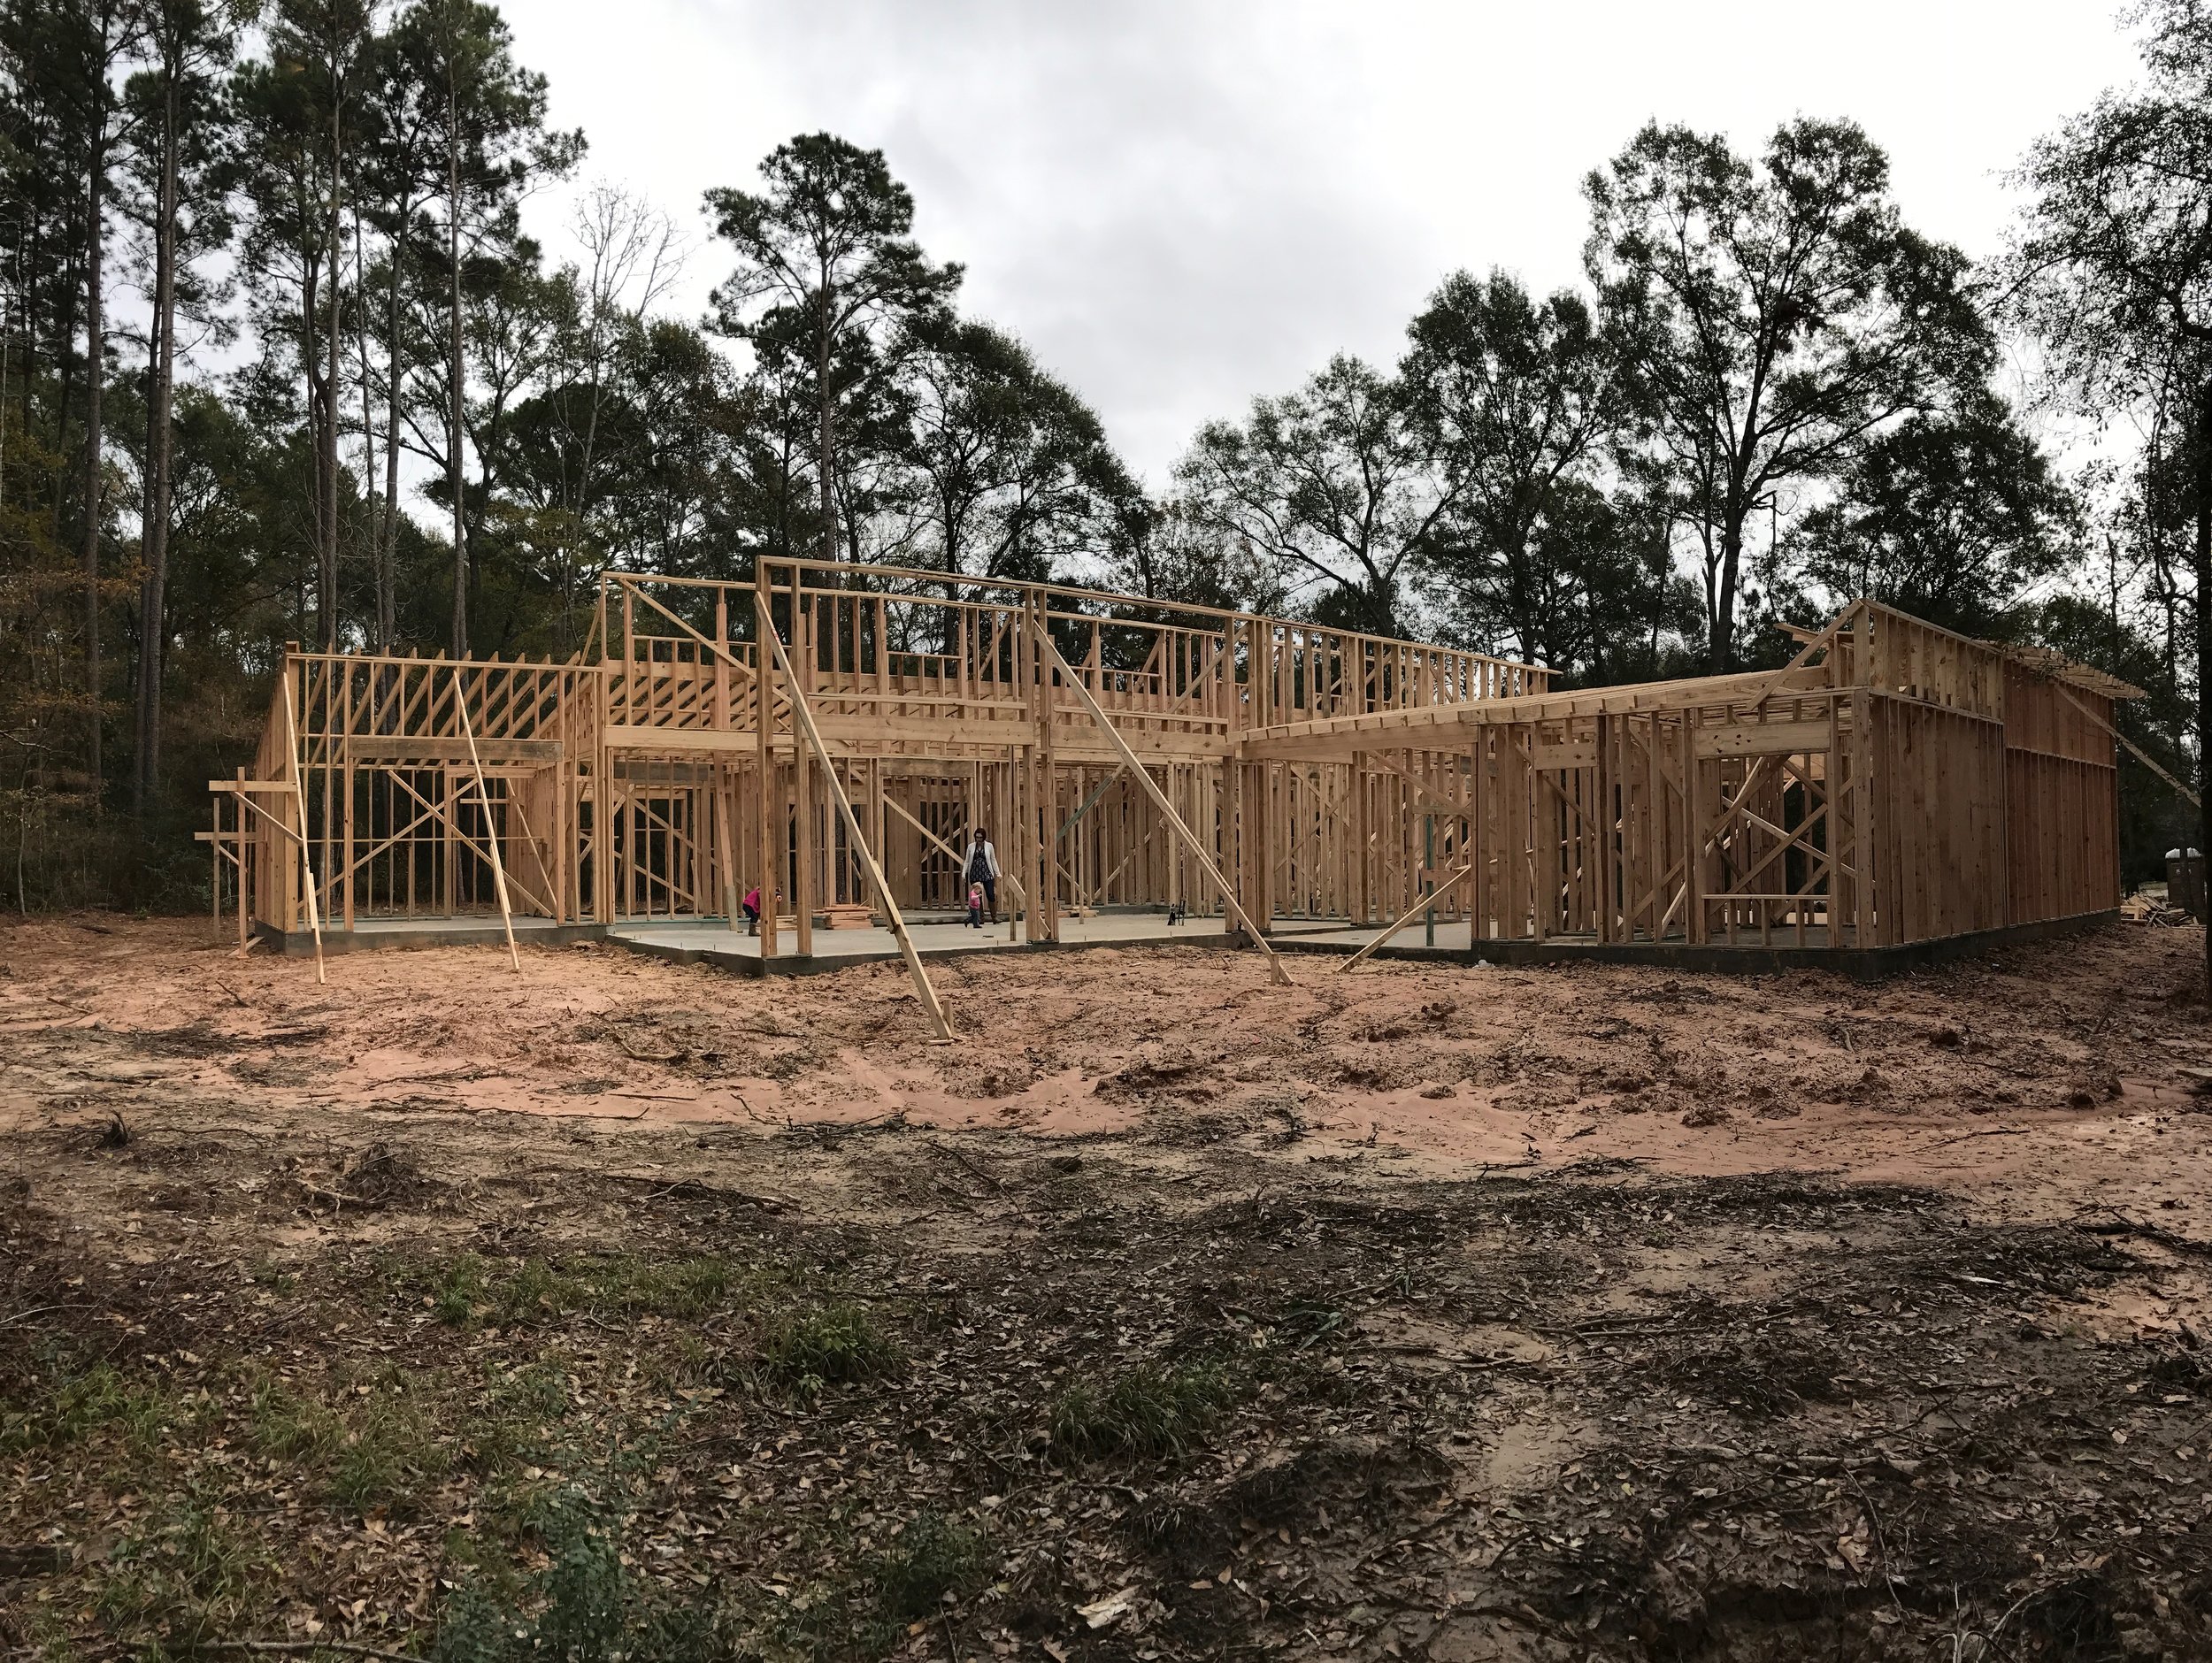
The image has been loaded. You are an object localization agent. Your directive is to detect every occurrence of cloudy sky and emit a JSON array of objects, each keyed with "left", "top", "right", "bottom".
[{"left": 505, "top": 0, "right": 2145, "bottom": 487}]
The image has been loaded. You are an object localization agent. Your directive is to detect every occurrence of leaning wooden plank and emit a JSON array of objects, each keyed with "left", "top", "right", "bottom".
[
  {"left": 882, "top": 793, "right": 1027, "bottom": 907},
  {"left": 623, "top": 577, "right": 759, "bottom": 683},
  {"left": 1034, "top": 625, "right": 1291, "bottom": 986},
  {"left": 279, "top": 663, "right": 326, "bottom": 985},
  {"left": 1341, "top": 862, "right": 1472, "bottom": 974},
  {"left": 1056, "top": 762, "right": 1132, "bottom": 844},
  {"left": 757, "top": 596, "right": 954, "bottom": 1040},
  {"left": 455, "top": 663, "right": 522, "bottom": 972},
  {"left": 1366, "top": 750, "right": 1469, "bottom": 818},
  {"left": 2041, "top": 678, "right": 2198, "bottom": 809}
]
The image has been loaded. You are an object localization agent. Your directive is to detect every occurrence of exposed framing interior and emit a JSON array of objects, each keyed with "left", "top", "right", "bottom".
[{"left": 208, "top": 560, "right": 2139, "bottom": 985}]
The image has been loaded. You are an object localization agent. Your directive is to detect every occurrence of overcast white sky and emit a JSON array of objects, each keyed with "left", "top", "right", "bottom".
[{"left": 504, "top": 0, "right": 2146, "bottom": 488}]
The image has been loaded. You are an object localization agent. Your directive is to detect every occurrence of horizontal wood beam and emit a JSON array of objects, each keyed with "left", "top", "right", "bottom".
[
  {"left": 1694, "top": 718, "right": 1832, "bottom": 759},
  {"left": 346, "top": 737, "right": 560, "bottom": 765}
]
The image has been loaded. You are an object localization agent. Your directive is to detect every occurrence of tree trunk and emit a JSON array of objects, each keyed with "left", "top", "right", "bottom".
[
  {"left": 322, "top": 77, "right": 345, "bottom": 652},
  {"left": 133, "top": 74, "right": 180, "bottom": 816},
  {"left": 381, "top": 219, "right": 404, "bottom": 652},
  {"left": 50, "top": 240, "right": 74, "bottom": 547},
  {"left": 1711, "top": 518, "right": 1742, "bottom": 674},
  {"left": 2196, "top": 377, "right": 2212, "bottom": 1006},
  {"left": 353, "top": 207, "right": 379, "bottom": 649},
  {"left": 446, "top": 84, "right": 466, "bottom": 660},
  {"left": 79, "top": 142, "right": 104, "bottom": 804},
  {"left": 817, "top": 290, "right": 834, "bottom": 569},
  {"left": 136, "top": 304, "right": 157, "bottom": 804}
]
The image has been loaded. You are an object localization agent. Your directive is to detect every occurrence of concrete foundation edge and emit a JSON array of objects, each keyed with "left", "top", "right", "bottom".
[
  {"left": 259, "top": 908, "right": 2121, "bottom": 980},
  {"left": 609, "top": 924, "right": 1250, "bottom": 977},
  {"left": 1265, "top": 908, "right": 2123, "bottom": 979},
  {"left": 256, "top": 921, "right": 610, "bottom": 956}
]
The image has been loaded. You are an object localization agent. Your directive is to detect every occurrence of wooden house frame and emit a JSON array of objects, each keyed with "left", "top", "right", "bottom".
[{"left": 208, "top": 559, "right": 2139, "bottom": 975}]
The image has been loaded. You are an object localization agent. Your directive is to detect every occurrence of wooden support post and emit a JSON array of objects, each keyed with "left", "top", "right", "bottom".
[
  {"left": 1341, "top": 862, "right": 1471, "bottom": 974},
  {"left": 716, "top": 762, "right": 740, "bottom": 923},
  {"left": 714, "top": 590, "right": 731, "bottom": 732},
  {"left": 1352, "top": 751, "right": 1370, "bottom": 923},
  {"left": 795, "top": 583, "right": 814, "bottom": 957},
  {"left": 1035, "top": 594, "right": 1059, "bottom": 942},
  {"left": 455, "top": 663, "right": 521, "bottom": 971},
  {"left": 868, "top": 758, "right": 886, "bottom": 915},
  {"left": 1035, "top": 624, "right": 1289, "bottom": 985},
  {"left": 757, "top": 595, "right": 952, "bottom": 1039},
  {"left": 341, "top": 669, "right": 355, "bottom": 929},
  {"left": 1595, "top": 713, "right": 1613, "bottom": 945},
  {"left": 622, "top": 584, "right": 636, "bottom": 721},
  {"left": 755, "top": 563, "right": 779, "bottom": 956},
  {"left": 279, "top": 662, "right": 326, "bottom": 985},
  {"left": 210, "top": 791, "right": 223, "bottom": 936},
  {"left": 1683, "top": 712, "right": 1704, "bottom": 945},
  {"left": 593, "top": 665, "right": 611, "bottom": 924}
]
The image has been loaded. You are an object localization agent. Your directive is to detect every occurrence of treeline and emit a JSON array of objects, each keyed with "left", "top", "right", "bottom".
[{"left": 0, "top": 0, "right": 2200, "bottom": 909}]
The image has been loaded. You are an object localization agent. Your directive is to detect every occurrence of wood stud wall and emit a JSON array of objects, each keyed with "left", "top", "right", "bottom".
[{"left": 214, "top": 577, "right": 2131, "bottom": 957}]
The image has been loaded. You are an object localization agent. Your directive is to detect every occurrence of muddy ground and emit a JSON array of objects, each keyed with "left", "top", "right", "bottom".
[{"left": 3, "top": 915, "right": 2211, "bottom": 1662}]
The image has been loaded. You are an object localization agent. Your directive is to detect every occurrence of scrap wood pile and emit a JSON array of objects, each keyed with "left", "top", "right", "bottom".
[{"left": 2122, "top": 893, "right": 2194, "bottom": 925}]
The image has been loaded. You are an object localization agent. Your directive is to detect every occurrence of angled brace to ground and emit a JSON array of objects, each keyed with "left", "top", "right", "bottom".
[
  {"left": 1033, "top": 623, "right": 1292, "bottom": 987},
  {"left": 757, "top": 596, "right": 955, "bottom": 1040}
]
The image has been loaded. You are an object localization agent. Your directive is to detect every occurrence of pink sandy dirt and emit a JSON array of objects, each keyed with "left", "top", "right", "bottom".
[{"left": 4, "top": 914, "right": 2209, "bottom": 1243}]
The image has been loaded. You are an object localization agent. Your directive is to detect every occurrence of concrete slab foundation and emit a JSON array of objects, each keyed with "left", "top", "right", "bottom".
[{"left": 257, "top": 908, "right": 2121, "bottom": 979}]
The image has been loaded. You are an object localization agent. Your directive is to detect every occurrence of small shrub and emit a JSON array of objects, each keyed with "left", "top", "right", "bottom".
[
  {"left": 873, "top": 1513, "right": 986, "bottom": 1623},
  {"left": 431, "top": 1491, "right": 734, "bottom": 1663},
  {"left": 1051, "top": 1360, "right": 1232, "bottom": 1460},
  {"left": 534, "top": 1506, "right": 626, "bottom": 1663}
]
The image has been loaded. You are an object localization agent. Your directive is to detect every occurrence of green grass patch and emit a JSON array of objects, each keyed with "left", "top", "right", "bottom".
[
  {"left": 452, "top": 1357, "right": 568, "bottom": 1476},
  {"left": 242, "top": 1367, "right": 452, "bottom": 1511},
  {"left": 331, "top": 1386, "right": 449, "bottom": 1510},
  {"left": 745, "top": 1511, "right": 989, "bottom": 1660},
  {"left": 245, "top": 1376, "right": 345, "bottom": 1465},
  {"left": 96, "top": 1494, "right": 275, "bottom": 1652},
  {"left": 246, "top": 1253, "right": 299, "bottom": 1293},
  {"left": 407, "top": 1252, "right": 751, "bottom": 1330},
  {"left": 756, "top": 1302, "right": 901, "bottom": 1395},
  {"left": 0, "top": 1360, "right": 197, "bottom": 1457},
  {"left": 1050, "top": 1360, "right": 1234, "bottom": 1460},
  {"left": 430, "top": 1253, "right": 492, "bottom": 1325}
]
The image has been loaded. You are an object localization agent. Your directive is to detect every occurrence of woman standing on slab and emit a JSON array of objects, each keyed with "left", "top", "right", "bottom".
[{"left": 964, "top": 828, "right": 1000, "bottom": 925}]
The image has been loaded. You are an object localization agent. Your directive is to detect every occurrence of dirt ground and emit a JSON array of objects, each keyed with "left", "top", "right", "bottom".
[{"left": 4, "top": 915, "right": 2211, "bottom": 1661}]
